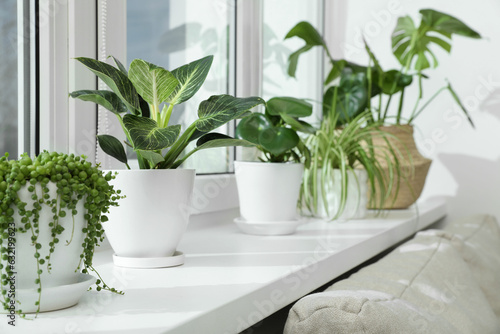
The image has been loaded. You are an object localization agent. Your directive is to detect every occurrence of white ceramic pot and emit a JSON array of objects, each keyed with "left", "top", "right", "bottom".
[
  {"left": 311, "top": 168, "right": 368, "bottom": 221},
  {"left": 234, "top": 161, "right": 304, "bottom": 222},
  {"left": 1, "top": 183, "right": 94, "bottom": 313},
  {"left": 13, "top": 183, "right": 86, "bottom": 289},
  {"left": 105, "top": 169, "right": 195, "bottom": 259}
]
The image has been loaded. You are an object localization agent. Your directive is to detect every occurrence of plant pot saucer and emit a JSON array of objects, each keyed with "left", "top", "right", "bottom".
[
  {"left": 0, "top": 273, "right": 97, "bottom": 314},
  {"left": 234, "top": 217, "right": 305, "bottom": 236},
  {"left": 112, "top": 251, "right": 185, "bottom": 269}
]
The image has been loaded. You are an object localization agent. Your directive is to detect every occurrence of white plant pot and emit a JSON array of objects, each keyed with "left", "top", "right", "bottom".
[
  {"left": 2, "top": 183, "right": 95, "bottom": 313},
  {"left": 311, "top": 169, "right": 368, "bottom": 221},
  {"left": 105, "top": 169, "right": 195, "bottom": 264},
  {"left": 14, "top": 183, "right": 86, "bottom": 289},
  {"left": 234, "top": 161, "right": 304, "bottom": 234}
]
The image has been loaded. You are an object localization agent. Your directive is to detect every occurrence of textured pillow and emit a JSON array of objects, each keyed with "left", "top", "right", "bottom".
[
  {"left": 284, "top": 232, "right": 500, "bottom": 334},
  {"left": 442, "top": 214, "right": 500, "bottom": 317},
  {"left": 284, "top": 290, "right": 455, "bottom": 333}
]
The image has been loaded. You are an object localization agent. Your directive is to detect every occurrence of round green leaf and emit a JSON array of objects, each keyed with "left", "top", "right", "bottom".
[
  {"left": 236, "top": 113, "right": 272, "bottom": 145},
  {"left": 266, "top": 97, "right": 313, "bottom": 118},
  {"left": 259, "top": 127, "right": 299, "bottom": 157}
]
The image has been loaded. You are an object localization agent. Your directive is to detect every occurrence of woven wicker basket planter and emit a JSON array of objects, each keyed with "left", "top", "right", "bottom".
[{"left": 369, "top": 125, "right": 431, "bottom": 209}]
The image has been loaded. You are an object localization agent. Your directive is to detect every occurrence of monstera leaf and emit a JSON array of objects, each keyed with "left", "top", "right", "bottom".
[
  {"left": 285, "top": 21, "right": 327, "bottom": 78},
  {"left": 392, "top": 9, "right": 481, "bottom": 71}
]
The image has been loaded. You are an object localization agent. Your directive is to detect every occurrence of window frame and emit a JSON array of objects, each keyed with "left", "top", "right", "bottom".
[
  {"left": 37, "top": 0, "right": 97, "bottom": 161},
  {"left": 35, "top": 0, "right": 331, "bottom": 215}
]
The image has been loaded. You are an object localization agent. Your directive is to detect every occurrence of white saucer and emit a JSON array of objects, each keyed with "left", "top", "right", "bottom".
[
  {"left": 234, "top": 217, "right": 305, "bottom": 235},
  {"left": 0, "top": 273, "right": 97, "bottom": 314},
  {"left": 112, "top": 251, "right": 185, "bottom": 268}
]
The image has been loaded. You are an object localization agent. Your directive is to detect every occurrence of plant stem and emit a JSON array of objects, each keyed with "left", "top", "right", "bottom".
[
  {"left": 396, "top": 89, "right": 405, "bottom": 124},
  {"left": 161, "top": 123, "right": 197, "bottom": 168},
  {"left": 382, "top": 94, "right": 393, "bottom": 121},
  {"left": 161, "top": 104, "right": 174, "bottom": 128},
  {"left": 409, "top": 86, "right": 447, "bottom": 123},
  {"left": 408, "top": 73, "right": 424, "bottom": 123}
]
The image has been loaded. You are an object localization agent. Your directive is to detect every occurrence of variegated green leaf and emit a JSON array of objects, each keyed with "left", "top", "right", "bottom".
[
  {"left": 70, "top": 90, "right": 127, "bottom": 115},
  {"left": 196, "top": 95, "right": 265, "bottom": 132},
  {"left": 109, "top": 56, "right": 128, "bottom": 75},
  {"left": 74, "top": 57, "right": 141, "bottom": 114},
  {"left": 128, "top": 59, "right": 179, "bottom": 105},
  {"left": 167, "top": 55, "right": 213, "bottom": 105},
  {"left": 123, "top": 114, "right": 181, "bottom": 151}
]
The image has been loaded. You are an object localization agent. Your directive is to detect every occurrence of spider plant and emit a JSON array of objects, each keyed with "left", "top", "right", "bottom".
[{"left": 301, "top": 109, "right": 400, "bottom": 220}]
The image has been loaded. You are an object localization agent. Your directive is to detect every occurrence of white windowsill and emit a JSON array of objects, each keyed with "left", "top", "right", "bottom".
[{"left": 10, "top": 198, "right": 447, "bottom": 334}]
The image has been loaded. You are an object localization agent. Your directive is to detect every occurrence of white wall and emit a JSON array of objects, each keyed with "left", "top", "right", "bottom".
[{"left": 330, "top": 0, "right": 500, "bottom": 221}]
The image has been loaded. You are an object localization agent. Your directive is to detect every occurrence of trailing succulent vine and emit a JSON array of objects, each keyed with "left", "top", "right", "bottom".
[{"left": 0, "top": 151, "right": 124, "bottom": 316}]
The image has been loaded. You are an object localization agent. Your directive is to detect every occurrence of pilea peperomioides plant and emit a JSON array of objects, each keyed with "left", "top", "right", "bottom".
[
  {"left": 70, "top": 55, "right": 264, "bottom": 169},
  {"left": 0, "top": 151, "right": 123, "bottom": 316},
  {"left": 236, "top": 97, "right": 315, "bottom": 164}
]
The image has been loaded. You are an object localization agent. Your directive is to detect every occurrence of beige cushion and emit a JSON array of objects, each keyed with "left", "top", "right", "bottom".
[
  {"left": 284, "top": 232, "right": 500, "bottom": 334},
  {"left": 442, "top": 214, "right": 500, "bottom": 317}
]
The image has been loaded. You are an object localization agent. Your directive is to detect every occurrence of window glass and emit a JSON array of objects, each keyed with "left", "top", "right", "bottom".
[
  {"left": 262, "top": 0, "right": 324, "bottom": 125},
  {"left": 0, "top": 1, "right": 18, "bottom": 157},
  {"left": 127, "top": 0, "right": 234, "bottom": 173}
]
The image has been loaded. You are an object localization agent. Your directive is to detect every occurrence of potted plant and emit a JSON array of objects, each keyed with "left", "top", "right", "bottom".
[
  {"left": 0, "top": 151, "right": 122, "bottom": 316},
  {"left": 70, "top": 55, "right": 264, "bottom": 267},
  {"left": 285, "top": 9, "right": 481, "bottom": 208},
  {"left": 234, "top": 97, "right": 315, "bottom": 235},
  {"left": 300, "top": 109, "right": 397, "bottom": 221}
]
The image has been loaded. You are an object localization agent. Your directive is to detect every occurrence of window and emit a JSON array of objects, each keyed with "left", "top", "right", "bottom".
[
  {"left": 27, "top": 0, "right": 331, "bottom": 212},
  {"left": 0, "top": 1, "right": 19, "bottom": 157},
  {"left": 261, "top": 0, "right": 324, "bottom": 109},
  {"left": 96, "top": 0, "right": 235, "bottom": 173}
]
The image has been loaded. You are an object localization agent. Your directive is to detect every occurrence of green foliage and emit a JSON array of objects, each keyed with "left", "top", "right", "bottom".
[
  {"left": 392, "top": 9, "right": 481, "bottom": 72},
  {"left": 285, "top": 8, "right": 481, "bottom": 126},
  {"left": 236, "top": 97, "right": 314, "bottom": 163},
  {"left": 71, "top": 55, "right": 265, "bottom": 169},
  {"left": 0, "top": 151, "right": 124, "bottom": 316},
  {"left": 300, "top": 112, "right": 399, "bottom": 220}
]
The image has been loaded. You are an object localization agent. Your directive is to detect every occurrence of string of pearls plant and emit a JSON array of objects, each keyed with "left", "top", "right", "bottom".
[{"left": 0, "top": 151, "right": 124, "bottom": 316}]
